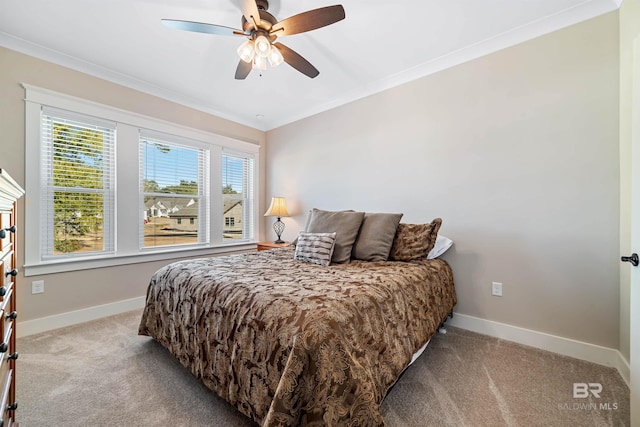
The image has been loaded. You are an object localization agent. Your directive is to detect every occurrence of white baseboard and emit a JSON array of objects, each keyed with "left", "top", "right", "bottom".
[
  {"left": 447, "top": 313, "right": 630, "bottom": 387},
  {"left": 613, "top": 350, "right": 631, "bottom": 388},
  {"left": 17, "top": 296, "right": 146, "bottom": 338}
]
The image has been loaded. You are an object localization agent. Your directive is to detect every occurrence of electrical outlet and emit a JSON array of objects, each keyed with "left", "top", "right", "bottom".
[
  {"left": 31, "top": 280, "right": 44, "bottom": 294},
  {"left": 491, "top": 281, "right": 503, "bottom": 297}
]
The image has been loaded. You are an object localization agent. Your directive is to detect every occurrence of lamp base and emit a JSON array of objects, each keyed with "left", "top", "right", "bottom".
[{"left": 273, "top": 217, "right": 285, "bottom": 245}]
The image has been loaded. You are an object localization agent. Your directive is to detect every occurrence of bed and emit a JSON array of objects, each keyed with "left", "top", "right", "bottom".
[{"left": 138, "top": 243, "right": 456, "bottom": 426}]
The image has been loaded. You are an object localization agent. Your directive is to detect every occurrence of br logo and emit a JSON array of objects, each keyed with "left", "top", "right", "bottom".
[{"left": 573, "top": 383, "right": 603, "bottom": 398}]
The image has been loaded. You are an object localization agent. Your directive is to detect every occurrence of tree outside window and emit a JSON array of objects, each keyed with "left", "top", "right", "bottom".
[{"left": 47, "top": 118, "right": 114, "bottom": 255}]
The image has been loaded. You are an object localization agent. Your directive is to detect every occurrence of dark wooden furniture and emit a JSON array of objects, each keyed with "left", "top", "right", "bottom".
[
  {"left": 0, "top": 170, "right": 24, "bottom": 427},
  {"left": 257, "top": 241, "right": 290, "bottom": 251}
]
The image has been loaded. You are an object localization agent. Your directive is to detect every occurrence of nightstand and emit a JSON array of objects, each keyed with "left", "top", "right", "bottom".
[{"left": 257, "top": 241, "right": 291, "bottom": 251}]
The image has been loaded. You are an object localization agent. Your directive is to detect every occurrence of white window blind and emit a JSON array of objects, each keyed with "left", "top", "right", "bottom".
[
  {"left": 25, "top": 86, "right": 260, "bottom": 275},
  {"left": 222, "top": 152, "right": 255, "bottom": 241},
  {"left": 139, "top": 131, "right": 209, "bottom": 249},
  {"left": 40, "top": 106, "right": 116, "bottom": 258}
]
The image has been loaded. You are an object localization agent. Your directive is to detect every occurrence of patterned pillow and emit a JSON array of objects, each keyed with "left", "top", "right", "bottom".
[
  {"left": 294, "top": 232, "right": 337, "bottom": 266},
  {"left": 389, "top": 218, "right": 443, "bottom": 261}
]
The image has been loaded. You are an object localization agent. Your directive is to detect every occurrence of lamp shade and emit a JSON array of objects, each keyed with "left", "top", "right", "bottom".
[
  {"left": 254, "top": 35, "right": 271, "bottom": 58},
  {"left": 264, "top": 197, "right": 289, "bottom": 217},
  {"left": 268, "top": 45, "right": 284, "bottom": 67},
  {"left": 237, "top": 39, "right": 255, "bottom": 63},
  {"left": 252, "top": 55, "right": 267, "bottom": 71}
]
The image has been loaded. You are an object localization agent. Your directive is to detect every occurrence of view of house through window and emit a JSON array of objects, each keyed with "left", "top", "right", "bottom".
[
  {"left": 27, "top": 87, "right": 260, "bottom": 273},
  {"left": 222, "top": 154, "right": 254, "bottom": 241},
  {"left": 140, "top": 136, "right": 207, "bottom": 248},
  {"left": 42, "top": 108, "right": 115, "bottom": 257}
]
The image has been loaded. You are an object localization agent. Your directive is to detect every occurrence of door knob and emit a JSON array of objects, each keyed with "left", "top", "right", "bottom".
[
  {"left": 0, "top": 226, "right": 16, "bottom": 240},
  {"left": 621, "top": 253, "right": 639, "bottom": 267}
]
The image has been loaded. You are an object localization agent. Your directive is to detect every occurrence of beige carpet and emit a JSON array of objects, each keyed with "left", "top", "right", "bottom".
[{"left": 16, "top": 310, "right": 629, "bottom": 426}]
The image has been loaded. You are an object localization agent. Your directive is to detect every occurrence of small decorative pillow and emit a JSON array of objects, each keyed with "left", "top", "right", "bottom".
[
  {"left": 389, "top": 218, "right": 443, "bottom": 261},
  {"left": 294, "top": 232, "right": 337, "bottom": 266}
]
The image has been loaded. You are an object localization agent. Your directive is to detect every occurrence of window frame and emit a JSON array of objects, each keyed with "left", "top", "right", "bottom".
[
  {"left": 24, "top": 84, "right": 260, "bottom": 276},
  {"left": 139, "top": 131, "right": 210, "bottom": 251},
  {"left": 39, "top": 106, "right": 117, "bottom": 260},
  {"left": 222, "top": 150, "right": 256, "bottom": 242}
]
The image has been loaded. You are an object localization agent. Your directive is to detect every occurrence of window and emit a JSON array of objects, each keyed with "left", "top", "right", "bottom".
[
  {"left": 24, "top": 85, "right": 260, "bottom": 276},
  {"left": 40, "top": 107, "right": 115, "bottom": 258},
  {"left": 140, "top": 133, "right": 208, "bottom": 249},
  {"left": 222, "top": 153, "right": 255, "bottom": 241}
]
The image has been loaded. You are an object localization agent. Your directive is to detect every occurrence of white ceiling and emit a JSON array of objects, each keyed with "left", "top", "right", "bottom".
[{"left": 0, "top": 0, "right": 621, "bottom": 131}]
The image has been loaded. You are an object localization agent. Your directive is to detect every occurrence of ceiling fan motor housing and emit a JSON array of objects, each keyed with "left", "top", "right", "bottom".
[{"left": 242, "top": 0, "right": 277, "bottom": 34}]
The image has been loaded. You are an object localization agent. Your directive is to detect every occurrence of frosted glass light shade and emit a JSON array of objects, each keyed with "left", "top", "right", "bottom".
[
  {"left": 252, "top": 55, "right": 267, "bottom": 70},
  {"left": 254, "top": 35, "right": 271, "bottom": 58},
  {"left": 237, "top": 40, "right": 255, "bottom": 63},
  {"left": 268, "top": 45, "right": 284, "bottom": 67}
]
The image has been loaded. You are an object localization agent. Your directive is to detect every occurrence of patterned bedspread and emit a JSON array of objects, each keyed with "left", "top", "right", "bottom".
[{"left": 138, "top": 246, "right": 456, "bottom": 426}]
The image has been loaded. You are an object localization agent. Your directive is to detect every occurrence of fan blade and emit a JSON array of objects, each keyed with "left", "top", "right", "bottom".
[
  {"left": 274, "top": 42, "right": 319, "bottom": 78},
  {"left": 270, "top": 5, "right": 345, "bottom": 37},
  {"left": 235, "top": 60, "right": 252, "bottom": 80},
  {"left": 162, "top": 19, "right": 248, "bottom": 36},
  {"left": 241, "top": 0, "right": 262, "bottom": 30}
]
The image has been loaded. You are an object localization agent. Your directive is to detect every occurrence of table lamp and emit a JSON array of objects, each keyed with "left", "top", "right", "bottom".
[{"left": 264, "top": 197, "right": 289, "bottom": 243}]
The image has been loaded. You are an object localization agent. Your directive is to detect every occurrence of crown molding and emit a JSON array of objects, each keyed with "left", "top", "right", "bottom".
[
  {"left": 0, "top": 31, "right": 267, "bottom": 131},
  {"left": 265, "top": 0, "right": 621, "bottom": 130},
  {"left": 0, "top": 0, "right": 620, "bottom": 132}
]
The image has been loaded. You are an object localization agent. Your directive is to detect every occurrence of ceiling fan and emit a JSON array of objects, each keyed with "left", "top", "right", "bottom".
[{"left": 162, "top": 0, "right": 345, "bottom": 80}]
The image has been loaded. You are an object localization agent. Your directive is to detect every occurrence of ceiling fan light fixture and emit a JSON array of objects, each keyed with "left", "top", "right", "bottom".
[
  {"left": 253, "top": 55, "right": 267, "bottom": 70},
  {"left": 164, "top": 1, "right": 346, "bottom": 79},
  {"left": 254, "top": 35, "right": 271, "bottom": 58},
  {"left": 237, "top": 39, "right": 255, "bottom": 63},
  {"left": 268, "top": 45, "right": 284, "bottom": 67}
]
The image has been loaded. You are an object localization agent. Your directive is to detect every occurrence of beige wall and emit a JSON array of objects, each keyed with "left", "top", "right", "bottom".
[
  {"left": 0, "top": 11, "right": 623, "bottom": 352},
  {"left": 0, "top": 46, "right": 266, "bottom": 322},
  {"left": 266, "top": 13, "right": 620, "bottom": 348},
  {"left": 619, "top": 0, "right": 640, "bottom": 362}
]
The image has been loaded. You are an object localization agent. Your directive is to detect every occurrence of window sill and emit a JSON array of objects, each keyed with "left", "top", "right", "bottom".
[{"left": 23, "top": 242, "right": 257, "bottom": 277}]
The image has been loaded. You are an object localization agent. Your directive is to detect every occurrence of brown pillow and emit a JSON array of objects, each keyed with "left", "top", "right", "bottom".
[
  {"left": 352, "top": 213, "right": 403, "bottom": 261},
  {"left": 306, "top": 208, "right": 365, "bottom": 263},
  {"left": 389, "top": 218, "right": 443, "bottom": 261}
]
